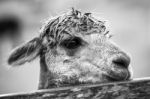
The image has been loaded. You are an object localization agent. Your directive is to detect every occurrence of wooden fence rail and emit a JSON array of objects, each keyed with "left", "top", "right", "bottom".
[{"left": 0, "top": 78, "right": 150, "bottom": 99}]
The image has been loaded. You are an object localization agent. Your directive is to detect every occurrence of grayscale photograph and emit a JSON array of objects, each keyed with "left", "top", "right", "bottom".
[{"left": 0, "top": 0, "right": 149, "bottom": 98}]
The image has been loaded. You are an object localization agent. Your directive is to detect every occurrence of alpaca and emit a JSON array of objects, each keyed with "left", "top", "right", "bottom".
[{"left": 8, "top": 9, "right": 132, "bottom": 89}]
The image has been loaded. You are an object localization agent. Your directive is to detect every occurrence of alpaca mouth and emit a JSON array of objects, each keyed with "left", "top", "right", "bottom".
[
  {"left": 104, "top": 68, "right": 131, "bottom": 81},
  {"left": 90, "top": 62, "right": 131, "bottom": 82}
]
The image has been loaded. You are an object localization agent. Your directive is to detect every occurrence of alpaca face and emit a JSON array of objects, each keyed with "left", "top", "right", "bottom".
[
  {"left": 8, "top": 9, "right": 132, "bottom": 87},
  {"left": 42, "top": 10, "right": 132, "bottom": 86},
  {"left": 44, "top": 26, "right": 131, "bottom": 86}
]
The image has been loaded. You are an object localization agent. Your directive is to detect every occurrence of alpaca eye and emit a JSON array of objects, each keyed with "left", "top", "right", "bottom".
[{"left": 61, "top": 37, "right": 82, "bottom": 49}]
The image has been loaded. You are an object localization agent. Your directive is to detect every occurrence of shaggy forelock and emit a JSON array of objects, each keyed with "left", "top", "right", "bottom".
[{"left": 40, "top": 9, "right": 109, "bottom": 46}]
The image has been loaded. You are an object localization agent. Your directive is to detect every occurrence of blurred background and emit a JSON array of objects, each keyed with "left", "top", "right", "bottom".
[{"left": 0, "top": 0, "right": 149, "bottom": 94}]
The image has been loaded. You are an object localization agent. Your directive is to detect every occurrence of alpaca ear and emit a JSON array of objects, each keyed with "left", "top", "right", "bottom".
[{"left": 8, "top": 37, "right": 42, "bottom": 66}]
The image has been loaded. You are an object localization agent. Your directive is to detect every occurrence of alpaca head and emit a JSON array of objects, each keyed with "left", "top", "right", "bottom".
[{"left": 8, "top": 9, "right": 132, "bottom": 88}]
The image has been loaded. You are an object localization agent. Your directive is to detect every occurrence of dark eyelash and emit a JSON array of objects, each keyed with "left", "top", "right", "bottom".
[
  {"left": 103, "top": 31, "right": 113, "bottom": 38},
  {"left": 104, "top": 31, "right": 109, "bottom": 36},
  {"left": 108, "top": 34, "right": 113, "bottom": 38}
]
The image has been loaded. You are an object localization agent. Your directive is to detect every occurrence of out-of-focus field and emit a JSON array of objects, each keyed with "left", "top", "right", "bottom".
[{"left": 0, "top": 0, "right": 149, "bottom": 94}]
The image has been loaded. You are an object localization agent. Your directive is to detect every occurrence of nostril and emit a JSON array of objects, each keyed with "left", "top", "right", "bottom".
[{"left": 112, "top": 57, "right": 130, "bottom": 68}]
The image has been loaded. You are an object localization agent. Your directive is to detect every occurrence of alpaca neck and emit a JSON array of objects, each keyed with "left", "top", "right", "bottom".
[{"left": 38, "top": 56, "right": 57, "bottom": 89}]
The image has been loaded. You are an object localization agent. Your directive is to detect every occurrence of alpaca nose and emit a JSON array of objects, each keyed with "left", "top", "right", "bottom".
[{"left": 112, "top": 52, "right": 130, "bottom": 68}]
